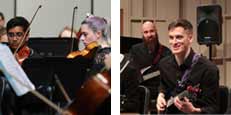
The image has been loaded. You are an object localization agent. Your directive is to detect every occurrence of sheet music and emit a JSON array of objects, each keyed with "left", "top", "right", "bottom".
[
  {"left": 140, "top": 65, "right": 152, "bottom": 74},
  {"left": 142, "top": 70, "right": 160, "bottom": 81},
  {"left": 0, "top": 44, "right": 35, "bottom": 96},
  {"left": 120, "top": 60, "right": 130, "bottom": 74}
]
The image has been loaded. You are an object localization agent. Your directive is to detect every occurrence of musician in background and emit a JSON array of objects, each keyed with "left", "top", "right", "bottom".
[
  {"left": 129, "top": 21, "right": 171, "bottom": 70},
  {"left": 0, "top": 12, "right": 5, "bottom": 27},
  {"left": 129, "top": 20, "right": 171, "bottom": 113},
  {"left": 58, "top": 26, "right": 77, "bottom": 38},
  {"left": 58, "top": 26, "right": 82, "bottom": 50},
  {"left": 0, "top": 26, "right": 8, "bottom": 43},
  {"left": 0, "top": 12, "right": 7, "bottom": 44},
  {"left": 156, "top": 19, "right": 219, "bottom": 114}
]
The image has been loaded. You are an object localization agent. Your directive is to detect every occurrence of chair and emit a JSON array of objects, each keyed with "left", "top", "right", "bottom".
[
  {"left": 138, "top": 85, "right": 151, "bottom": 114},
  {"left": 225, "top": 87, "right": 231, "bottom": 114},
  {"left": 219, "top": 86, "right": 229, "bottom": 114}
]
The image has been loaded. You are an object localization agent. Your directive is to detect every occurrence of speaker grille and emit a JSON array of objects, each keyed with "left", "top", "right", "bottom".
[{"left": 197, "top": 5, "right": 222, "bottom": 45}]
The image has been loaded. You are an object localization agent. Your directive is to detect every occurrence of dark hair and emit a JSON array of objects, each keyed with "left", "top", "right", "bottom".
[
  {"left": 6, "top": 16, "right": 29, "bottom": 32},
  {"left": 0, "top": 12, "right": 5, "bottom": 20},
  {"left": 168, "top": 19, "right": 193, "bottom": 34}
]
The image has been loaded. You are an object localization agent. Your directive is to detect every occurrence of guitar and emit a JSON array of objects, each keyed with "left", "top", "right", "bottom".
[
  {"left": 159, "top": 84, "right": 201, "bottom": 114},
  {"left": 166, "top": 84, "right": 201, "bottom": 108}
]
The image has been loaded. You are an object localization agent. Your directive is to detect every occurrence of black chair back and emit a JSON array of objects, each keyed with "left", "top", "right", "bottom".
[
  {"left": 138, "top": 85, "right": 150, "bottom": 114},
  {"left": 219, "top": 86, "right": 229, "bottom": 114}
]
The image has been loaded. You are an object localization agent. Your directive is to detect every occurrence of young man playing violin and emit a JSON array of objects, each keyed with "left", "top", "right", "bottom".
[
  {"left": 7, "top": 16, "right": 40, "bottom": 65},
  {"left": 0, "top": 16, "right": 33, "bottom": 115},
  {"left": 3, "top": 16, "right": 46, "bottom": 115}
]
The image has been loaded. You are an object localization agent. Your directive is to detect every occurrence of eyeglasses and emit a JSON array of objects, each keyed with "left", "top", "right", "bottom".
[{"left": 7, "top": 32, "right": 24, "bottom": 38}]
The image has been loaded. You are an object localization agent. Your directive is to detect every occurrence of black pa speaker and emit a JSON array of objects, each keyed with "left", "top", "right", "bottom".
[{"left": 197, "top": 5, "right": 222, "bottom": 45}]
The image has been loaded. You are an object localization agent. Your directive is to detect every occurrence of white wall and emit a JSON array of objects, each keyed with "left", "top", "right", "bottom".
[
  {"left": 0, "top": 0, "right": 15, "bottom": 26},
  {"left": 16, "top": 0, "right": 111, "bottom": 37},
  {"left": 16, "top": 0, "right": 89, "bottom": 37},
  {"left": 94, "top": 0, "right": 111, "bottom": 20}
]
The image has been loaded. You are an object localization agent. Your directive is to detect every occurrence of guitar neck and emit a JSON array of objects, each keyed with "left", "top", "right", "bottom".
[
  {"left": 166, "top": 84, "right": 200, "bottom": 108},
  {"left": 166, "top": 90, "right": 189, "bottom": 108}
]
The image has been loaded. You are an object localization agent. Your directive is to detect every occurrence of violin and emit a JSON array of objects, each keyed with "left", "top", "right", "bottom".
[
  {"left": 65, "top": 70, "right": 111, "bottom": 115},
  {"left": 67, "top": 41, "right": 98, "bottom": 59},
  {"left": 13, "top": 5, "right": 42, "bottom": 65},
  {"left": 15, "top": 45, "right": 30, "bottom": 65}
]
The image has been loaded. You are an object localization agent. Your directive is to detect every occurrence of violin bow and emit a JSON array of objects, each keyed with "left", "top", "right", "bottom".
[
  {"left": 13, "top": 5, "right": 42, "bottom": 56},
  {"left": 54, "top": 74, "right": 72, "bottom": 104},
  {"left": 70, "top": 6, "right": 78, "bottom": 53},
  {"left": 3, "top": 65, "right": 66, "bottom": 114},
  {"left": 12, "top": 5, "right": 72, "bottom": 114}
]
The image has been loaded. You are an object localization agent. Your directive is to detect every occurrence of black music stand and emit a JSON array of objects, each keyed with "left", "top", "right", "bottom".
[
  {"left": 120, "top": 36, "right": 143, "bottom": 54},
  {"left": 22, "top": 57, "right": 92, "bottom": 97},
  {"left": 21, "top": 57, "right": 93, "bottom": 114},
  {"left": 28, "top": 37, "right": 79, "bottom": 58}
]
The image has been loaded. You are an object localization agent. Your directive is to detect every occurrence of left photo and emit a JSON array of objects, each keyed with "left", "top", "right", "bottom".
[{"left": 0, "top": 0, "right": 111, "bottom": 115}]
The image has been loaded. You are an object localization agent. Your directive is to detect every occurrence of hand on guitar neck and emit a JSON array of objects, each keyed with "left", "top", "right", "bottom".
[{"left": 157, "top": 84, "right": 201, "bottom": 114}]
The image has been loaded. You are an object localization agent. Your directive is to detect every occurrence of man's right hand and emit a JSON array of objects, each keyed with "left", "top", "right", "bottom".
[{"left": 156, "top": 93, "right": 166, "bottom": 113}]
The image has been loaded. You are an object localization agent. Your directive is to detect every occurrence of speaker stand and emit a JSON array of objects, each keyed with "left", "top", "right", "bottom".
[{"left": 207, "top": 44, "right": 212, "bottom": 61}]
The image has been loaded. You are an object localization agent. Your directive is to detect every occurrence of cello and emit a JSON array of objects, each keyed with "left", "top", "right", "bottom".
[
  {"left": 65, "top": 69, "right": 111, "bottom": 115},
  {"left": 66, "top": 44, "right": 111, "bottom": 115}
]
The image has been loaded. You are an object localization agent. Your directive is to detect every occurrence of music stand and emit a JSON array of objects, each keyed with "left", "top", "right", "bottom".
[
  {"left": 28, "top": 37, "right": 79, "bottom": 58},
  {"left": 120, "top": 36, "right": 142, "bottom": 54},
  {"left": 21, "top": 56, "right": 93, "bottom": 115},
  {"left": 22, "top": 57, "right": 92, "bottom": 97}
]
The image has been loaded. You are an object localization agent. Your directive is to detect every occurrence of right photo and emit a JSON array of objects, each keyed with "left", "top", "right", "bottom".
[{"left": 120, "top": 0, "right": 231, "bottom": 114}]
